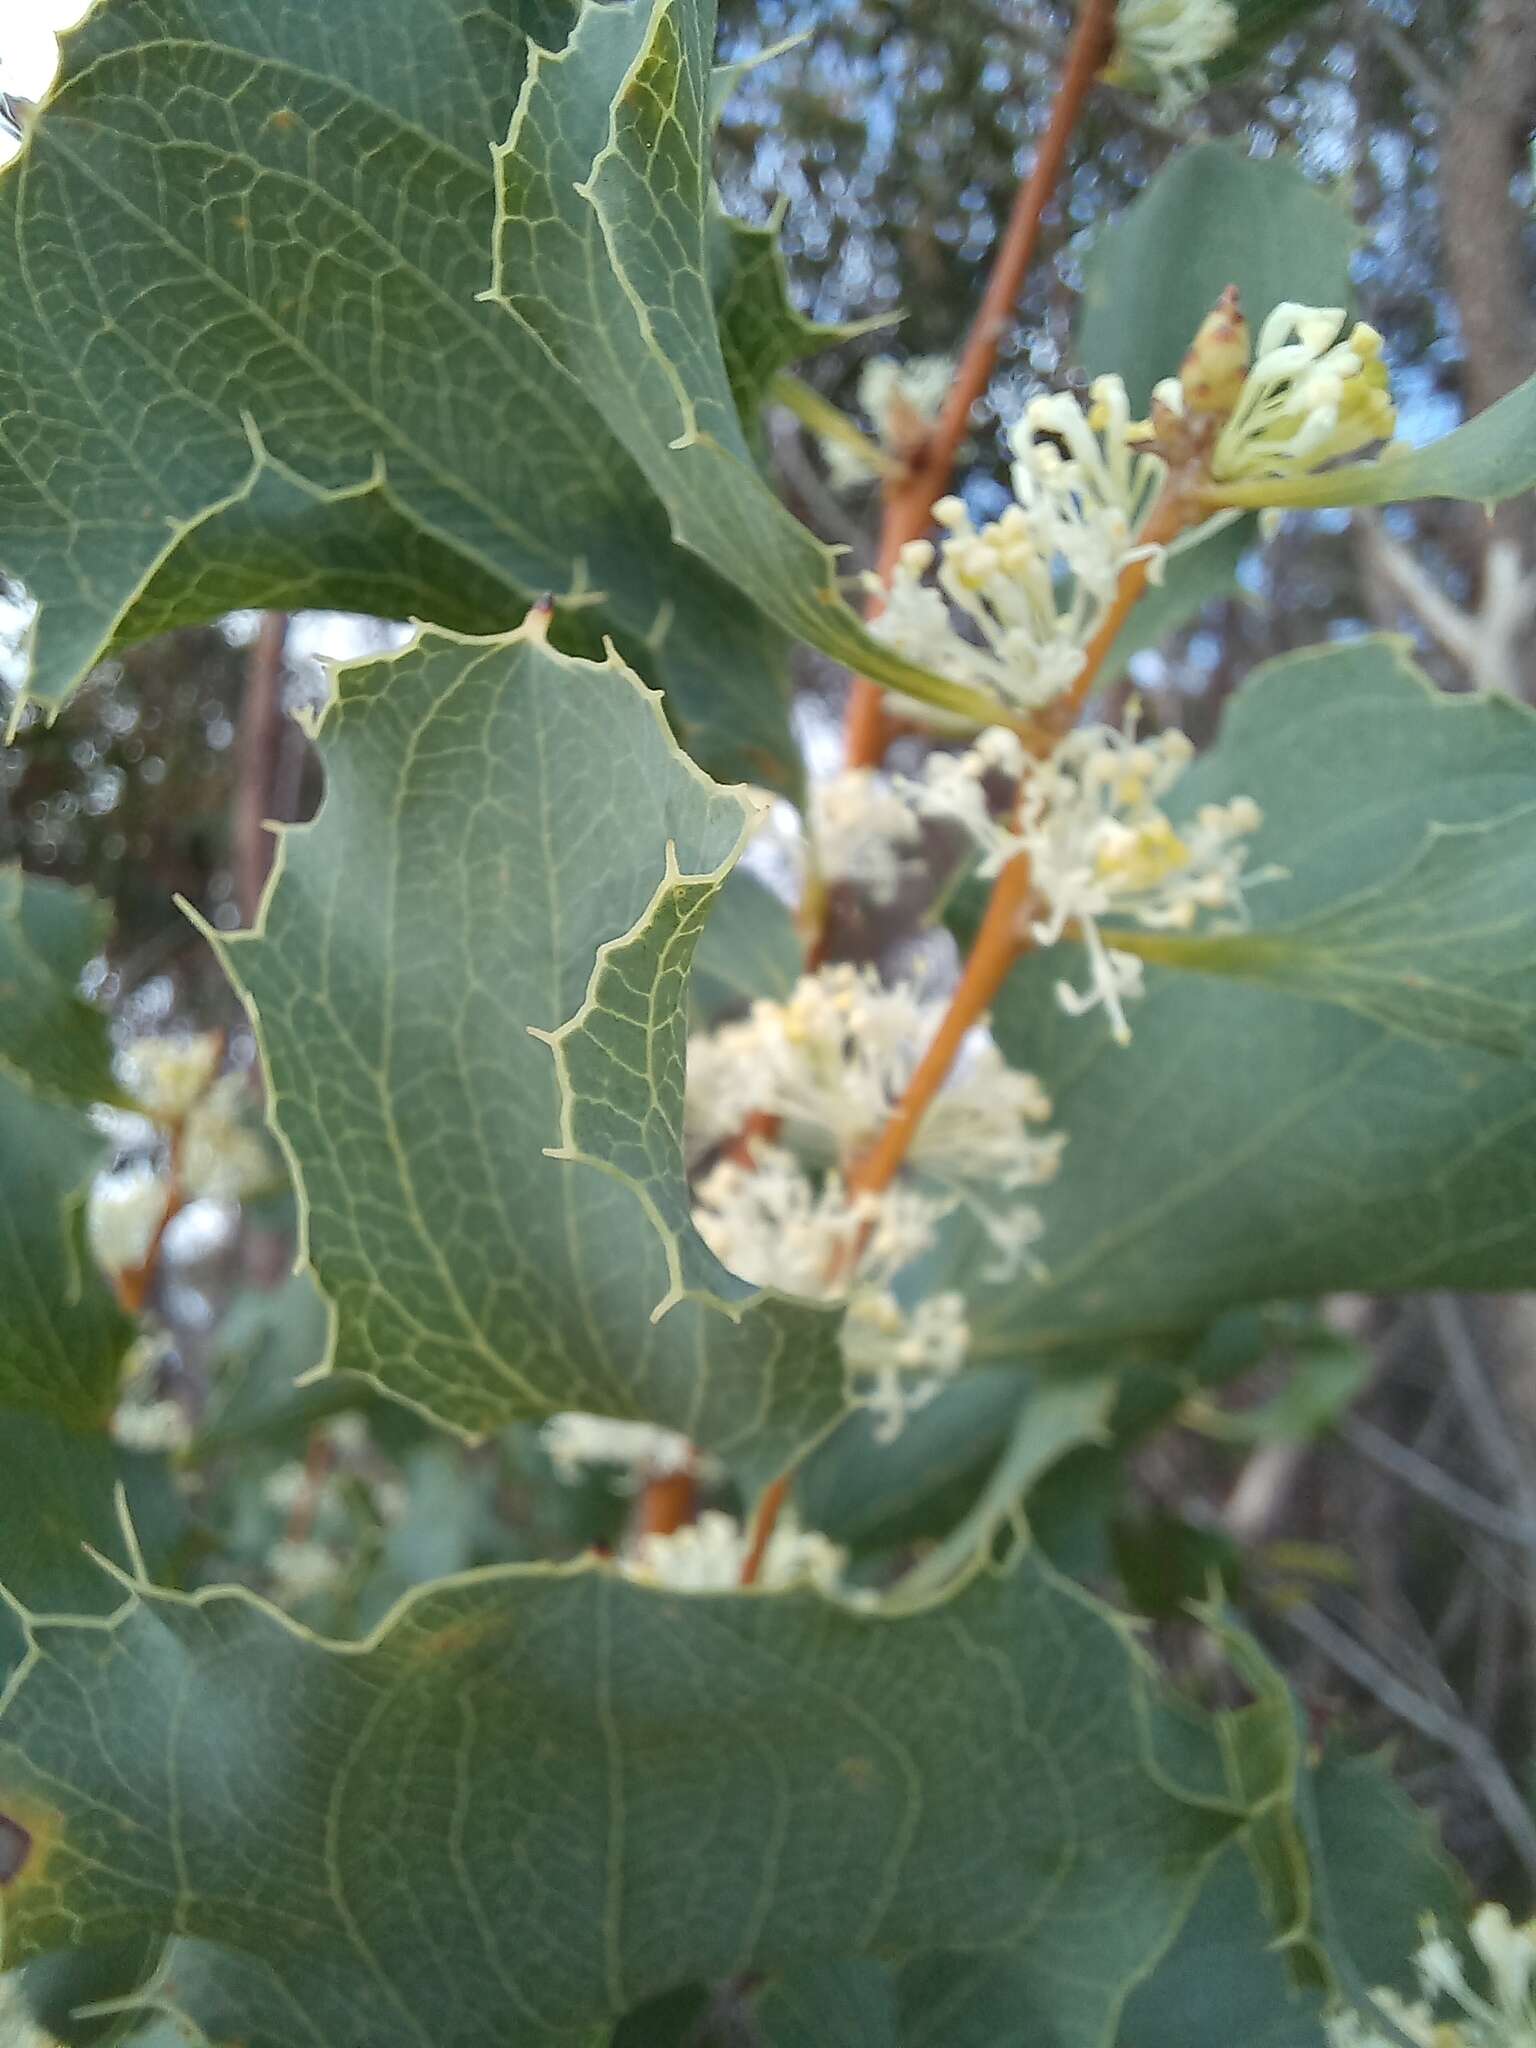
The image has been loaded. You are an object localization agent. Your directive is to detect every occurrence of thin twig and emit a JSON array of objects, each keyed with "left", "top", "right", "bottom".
[
  {"left": 739, "top": 1471, "right": 792, "bottom": 1585},
  {"left": 1432, "top": 1294, "right": 1536, "bottom": 1516},
  {"left": 844, "top": 851, "right": 1036, "bottom": 1203},
  {"left": 1282, "top": 1600, "right": 1536, "bottom": 1886},
  {"left": 1340, "top": 1414, "right": 1536, "bottom": 1550},
  {"left": 843, "top": 0, "right": 1119, "bottom": 771}
]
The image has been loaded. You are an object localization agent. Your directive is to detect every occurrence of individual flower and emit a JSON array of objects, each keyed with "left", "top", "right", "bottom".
[
  {"left": 119, "top": 1030, "right": 222, "bottom": 1122},
  {"left": 87, "top": 1160, "right": 170, "bottom": 1277},
  {"left": 811, "top": 767, "right": 926, "bottom": 905},
  {"left": 542, "top": 1413, "right": 697, "bottom": 1484},
  {"left": 1107, "top": 0, "right": 1239, "bottom": 113},
  {"left": 1212, "top": 305, "right": 1396, "bottom": 483},
  {"left": 266, "top": 1537, "right": 343, "bottom": 1606},
  {"left": 914, "top": 721, "right": 1267, "bottom": 1045},
  {"left": 870, "top": 378, "right": 1166, "bottom": 719},
  {"left": 841, "top": 1287, "right": 971, "bottom": 1441},
  {"left": 1326, "top": 1905, "right": 1536, "bottom": 2048},
  {"left": 823, "top": 353, "right": 954, "bottom": 488},
  {"left": 110, "top": 1391, "right": 192, "bottom": 1455},
  {"left": 1148, "top": 301, "right": 1397, "bottom": 489},
  {"left": 623, "top": 1508, "right": 845, "bottom": 1593},
  {"left": 179, "top": 1073, "right": 272, "bottom": 1202}
]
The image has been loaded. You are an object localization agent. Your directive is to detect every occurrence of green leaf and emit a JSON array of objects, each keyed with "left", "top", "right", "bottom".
[
  {"left": 975, "top": 640, "right": 1536, "bottom": 1361},
  {"left": 1190, "top": 1335, "right": 1373, "bottom": 1447},
  {"left": 0, "top": 869, "right": 117, "bottom": 1108},
  {"left": 1210, "top": 369, "right": 1536, "bottom": 513},
  {"left": 218, "top": 623, "right": 846, "bottom": 1478},
  {"left": 0, "top": 1555, "right": 1255, "bottom": 2048},
  {"left": 488, "top": 0, "right": 1000, "bottom": 730},
  {"left": 0, "top": 0, "right": 811, "bottom": 789},
  {"left": 0, "top": 1422, "right": 179, "bottom": 1684},
  {"left": 0, "top": 877, "right": 132, "bottom": 1429},
  {"left": 191, "top": 1271, "right": 363, "bottom": 1456},
  {"left": 756, "top": 1961, "right": 896, "bottom": 2046},
  {"left": 835, "top": 1714, "right": 1461, "bottom": 2048},
  {"left": 711, "top": 214, "right": 852, "bottom": 451},
  {"left": 688, "top": 865, "right": 802, "bottom": 1025},
  {"left": 1077, "top": 144, "right": 1357, "bottom": 411}
]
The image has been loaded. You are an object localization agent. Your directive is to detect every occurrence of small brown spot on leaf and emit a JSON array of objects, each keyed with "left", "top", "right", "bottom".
[
  {"left": 0, "top": 1813, "right": 33, "bottom": 1884},
  {"left": 267, "top": 109, "right": 298, "bottom": 132},
  {"left": 838, "top": 1755, "right": 876, "bottom": 1792}
]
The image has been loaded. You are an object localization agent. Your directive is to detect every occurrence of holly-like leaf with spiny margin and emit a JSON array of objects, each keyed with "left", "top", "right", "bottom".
[
  {"left": 969, "top": 640, "right": 1536, "bottom": 1363},
  {"left": 0, "top": 0, "right": 825, "bottom": 790},
  {"left": 0, "top": 1553, "right": 1259, "bottom": 2048},
  {"left": 0, "top": 875, "right": 133, "bottom": 1429},
  {"left": 216, "top": 622, "right": 847, "bottom": 1478},
  {"left": 489, "top": 0, "right": 1000, "bottom": 730}
]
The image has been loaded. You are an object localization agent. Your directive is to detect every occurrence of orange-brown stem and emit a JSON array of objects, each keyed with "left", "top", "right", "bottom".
[
  {"left": 636, "top": 1466, "right": 699, "bottom": 1541},
  {"left": 116, "top": 1126, "right": 188, "bottom": 1318},
  {"left": 740, "top": 1471, "right": 792, "bottom": 1585},
  {"left": 1021, "top": 489, "right": 1199, "bottom": 754},
  {"left": 846, "top": 850, "right": 1036, "bottom": 1204},
  {"left": 721, "top": 1107, "right": 782, "bottom": 1168},
  {"left": 283, "top": 1428, "right": 336, "bottom": 1546},
  {"left": 841, "top": 0, "right": 1119, "bottom": 774}
]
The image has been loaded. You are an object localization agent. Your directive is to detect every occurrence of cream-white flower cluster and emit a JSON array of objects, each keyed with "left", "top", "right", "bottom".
[
  {"left": 1153, "top": 303, "right": 1397, "bottom": 486},
  {"left": 688, "top": 965, "right": 1058, "bottom": 1188},
  {"left": 822, "top": 353, "right": 954, "bottom": 488},
  {"left": 1109, "top": 0, "right": 1238, "bottom": 113},
  {"left": 686, "top": 966, "right": 1060, "bottom": 1430},
  {"left": 623, "top": 1509, "right": 845, "bottom": 1593},
  {"left": 542, "top": 1412, "right": 697, "bottom": 1484},
  {"left": 811, "top": 767, "right": 926, "bottom": 905},
  {"left": 870, "top": 378, "right": 1166, "bottom": 719},
  {"left": 86, "top": 1034, "right": 272, "bottom": 1281},
  {"left": 1327, "top": 1905, "right": 1536, "bottom": 2047},
  {"left": 912, "top": 722, "right": 1267, "bottom": 1044},
  {"left": 260, "top": 1415, "right": 407, "bottom": 1611}
]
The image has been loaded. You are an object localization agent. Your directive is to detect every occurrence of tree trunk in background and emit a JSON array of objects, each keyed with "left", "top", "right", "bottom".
[
  {"left": 233, "top": 612, "right": 290, "bottom": 928},
  {"left": 1441, "top": 0, "right": 1536, "bottom": 689}
]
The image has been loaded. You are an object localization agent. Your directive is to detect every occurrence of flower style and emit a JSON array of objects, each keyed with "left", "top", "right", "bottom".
[
  {"left": 812, "top": 766, "right": 926, "bottom": 905},
  {"left": 870, "top": 377, "right": 1166, "bottom": 718},
  {"left": 914, "top": 721, "right": 1266, "bottom": 1045},
  {"left": 1107, "top": 0, "right": 1239, "bottom": 113},
  {"left": 822, "top": 353, "right": 954, "bottom": 488},
  {"left": 623, "top": 1508, "right": 846, "bottom": 1593},
  {"left": 1327, "top": 1905, "right": 1536, "bottom": 2047}
]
